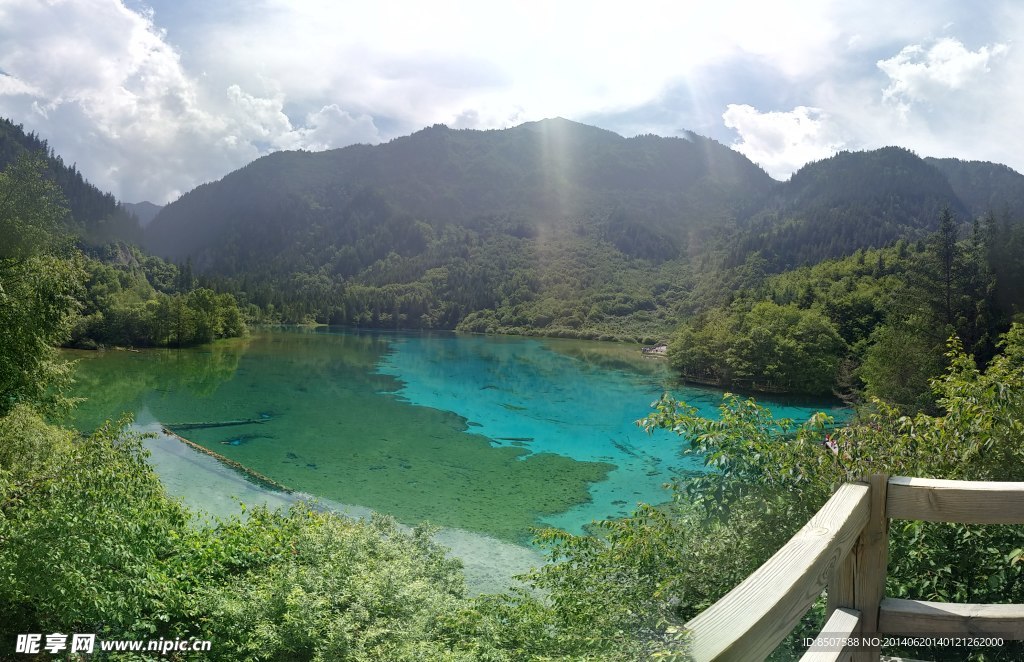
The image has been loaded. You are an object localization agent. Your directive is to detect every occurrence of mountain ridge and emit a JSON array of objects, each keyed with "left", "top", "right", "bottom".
[
  {"left": 145, "top": 118, "right": 775, "bottom": 271},
  {"left": 136, "top": 118, "right": 1024, "bottom": 330},
  {"left": 0, "top": 117, "right": 141, "bottom": 244},
  {"left": 10, "top": 113, "right": 1022, "bottom": 336}
]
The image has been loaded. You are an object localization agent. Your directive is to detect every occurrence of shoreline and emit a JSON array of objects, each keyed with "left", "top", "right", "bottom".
[
  {"left": 146, "top": 421, "right": 544, "bottom": 595},
  {"left": 161, "top": 426, "right": 294, "bottom": 494}
]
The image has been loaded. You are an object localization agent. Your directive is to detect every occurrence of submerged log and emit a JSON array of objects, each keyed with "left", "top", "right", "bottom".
[
  {"left": 160, "top": 427, "right": 293, "bottom": 494},
  {"left": 167, "top": 417, "right": 269, "bottom": 431}
]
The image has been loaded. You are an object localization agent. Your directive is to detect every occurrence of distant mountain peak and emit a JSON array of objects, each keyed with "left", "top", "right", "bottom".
[
  {"left": 516, "top": 116, "right": 622, "bottom": 137},
  {"left": 122, "top": 200, "right": 164, "bottom": 228}
]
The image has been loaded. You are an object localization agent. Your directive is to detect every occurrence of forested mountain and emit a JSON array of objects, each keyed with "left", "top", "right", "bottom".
[
  {"left": 0, "top": 137, "right": 245, "bottom": 354},
  {"left": 146, "top": 118, "right": 772, "bottom": 268},
  {"left": 143, "top": 119, "right": 776, "bottom": 334},
  {"left": 140, "top": 121, "right": 1024, "bottom": 338},
  {"left": 0, "top": 118, "right": 141, "bottom": 244},
  {"left": 732, "top": 147, "right": 968, "bottom": 269},
  {"left": 924, "top": 156, "right": 1024, "bottom": 220}
]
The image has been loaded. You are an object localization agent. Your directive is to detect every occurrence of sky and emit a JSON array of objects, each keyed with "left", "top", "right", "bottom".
[{"left": 0, "top": 0, "right": 1021, "bottom": 205}]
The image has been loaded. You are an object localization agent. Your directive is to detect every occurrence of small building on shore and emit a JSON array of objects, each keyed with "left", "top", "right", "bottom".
[{"left": 641, "top": 343, "right": 668, "bottom": 357}]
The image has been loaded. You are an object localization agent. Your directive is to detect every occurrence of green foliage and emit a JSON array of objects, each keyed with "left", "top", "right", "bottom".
[
  {"left": 0, "top": 155, "right": 85, "bottom": 416},
  {"left": 980, "top": 210, "right": 1024, "bottom": 329},
  {"left": 856, "top": 207, "right": 1007, "bottom": 411},
  {"left": 670, "top": 202, "right": 1024, "bottom": 406},
  {"left": 69, "top": 251, "right": 246, "bottom": 348},
  {"left": 517, "top": 508, "right": 701, "bottom": 658},
  {"left": 669, "top": 301, "right": 845, "bottom": 394},
  {"left": 858, "top": 317, "right": 946, "bottom": 414},
  {"left": 0, "top": 403, "right": 75, "bottom": 482},
  {"left": 0, "top": 153, "right": 70, "bottom": 259},
  {"left": 570, "top": 323, "right": 1024, "bottom": 659},
  {"left": 668, "top": 244, "right": 909, "bottom": 398},
  {"left": 0, "top": 253, "right": 84, "bottom": 414},
  {"left": 0, "top": 118, "right": 141, "bottom": 245},
  {"left": 0, "top": 414, "right": 190, "bottom": 639},
  {"left": 189, "top": 510, "right": 475, "bottom": 661}
]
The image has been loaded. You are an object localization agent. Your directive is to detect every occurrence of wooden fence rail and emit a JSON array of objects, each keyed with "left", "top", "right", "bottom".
[{"left": 683, "top": 475, "right": 1024, "bottom": 661}]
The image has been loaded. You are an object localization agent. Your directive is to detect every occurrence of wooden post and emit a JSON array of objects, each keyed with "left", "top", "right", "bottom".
[
  {"left": 852, "top": 473, "right": 889, "bottom": 662},
  {"left": 827, "top": 551, "right": 856, "bottom": 617}
]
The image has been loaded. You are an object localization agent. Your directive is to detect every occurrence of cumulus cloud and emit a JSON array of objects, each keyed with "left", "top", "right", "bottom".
[
  {"left": 878, "top": 38, "right": 1009, "bottom": 119},
  {"left": 298, "top": 105, "right": 381, "bottom": 150},
  {"left": 2, "top": 0, "right": 1024, "bottom": 202},
  {"left": 722, "top": 105, "right": 846, "bottom": 179},
  {"left": 0, "top": 0, "right": 380, "bottom": 203},
  {"left": 829, "top": 33, "right": 1024, "bottom": 171},
  {"left": 221, "top": 86, "right": 381, "bottom": 151},
  {"left": 0, "top": 73, "right": 41, "bottom": 97},
  {"left": 714, "top": 26, "right": 1024, "bottom": 181}
]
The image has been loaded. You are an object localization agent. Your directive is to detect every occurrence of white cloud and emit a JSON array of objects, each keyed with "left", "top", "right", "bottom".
[
  {"left": 878, "top": 38, "right": 1009, "bottom": 119},
  {"left": 831, "top": 33, "right": 1023, "bottom": 169},
  {"left": 1, "top": 0, "right": 1024, "bottom": 202},
  {"left": 722, "top": 105, "right": 846, "bottom": 179},
  {"left": 718, "top": 26, "right": 1024, "bottom": 181},
  {"left": 0, "top": 73, "right": 41, "bottom": 97},
  {"left": 224, "top": 85, "right": 293, "bottom": 145},
  {"left": 0, "top": 0, "right": 380, "bottom": 203},
  {"left": 298, "top": 105, "right": 380, "bottom": 150},
  {"left": 195, "top": 0, "right": 855, "bottom": 128},
  {"left": 222, "top": 86, "right": 381, "bottom": 151}
]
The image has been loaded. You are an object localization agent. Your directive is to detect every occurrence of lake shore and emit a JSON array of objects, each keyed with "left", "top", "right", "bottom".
[{"left": 138, "top": 415, "right": 545, "bottom": 595}]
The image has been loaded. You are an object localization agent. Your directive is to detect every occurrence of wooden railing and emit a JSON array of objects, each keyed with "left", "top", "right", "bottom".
[{"left": 684, "top": 475, "right": 1024, "bottom": 661}]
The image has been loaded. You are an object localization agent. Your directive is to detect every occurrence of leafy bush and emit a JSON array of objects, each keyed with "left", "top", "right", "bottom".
[{"left": 526, "top": 324, "right": 1024, "bottom": 660}]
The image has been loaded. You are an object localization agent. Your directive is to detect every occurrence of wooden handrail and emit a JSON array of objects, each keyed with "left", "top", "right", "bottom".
[
  {"left": 879, "top": 598, "right": 1024, "bottom": 637},
  {"left": 685, "top": 483, "right": 870, "bottom": 660},
  {"left": 887, "top": 477, "right": 1024, "bottom": 524},
  {"left": 683, "top": 475, "right": 1024, "bottom": 661}
]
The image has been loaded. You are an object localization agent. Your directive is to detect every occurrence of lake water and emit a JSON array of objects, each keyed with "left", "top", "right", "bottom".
[{"left": 64, "top": 327, "right": 846, "bottom": 591}]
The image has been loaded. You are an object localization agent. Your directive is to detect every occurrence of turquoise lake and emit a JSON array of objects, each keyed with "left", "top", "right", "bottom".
[{"left": 64, "top": 327, "right": 846, "bottom": 590}]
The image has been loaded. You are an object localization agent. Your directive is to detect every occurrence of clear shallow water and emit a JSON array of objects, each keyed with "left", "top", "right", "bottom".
[
  {"left": 63, "top": 328, "right": 846, "bottom": 588},
  {"left": 377, "top": 334, "right": 692, "bottom": 531},
  {"left": 130, "top": 413, "right": 543, "bottom": 595},
  {"left": 376, "top": 332, "right": 848, "bottom": 531}
]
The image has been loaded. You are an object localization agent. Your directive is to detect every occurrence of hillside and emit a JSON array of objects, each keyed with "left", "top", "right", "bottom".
[
  {"left": 731, "top": 147, "right": 968, "bottom": 269},
  {"left": 142, "top": 120, "right": 1024, "bottom": 334},
  {"left": 0, "top": 117, "right": 141, "bottom": 244},
  {"left": 146, "top": 119, "right": 773, "bottom": 268},
  {"left": 924, "top": 156, "right": 1024, "bottom": 220},
  {"left": 0, "top": 122, "right": 244, "bottom": 351},
  {"left": 143, "top": 119, "right": 776, "bottom": 335}
]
